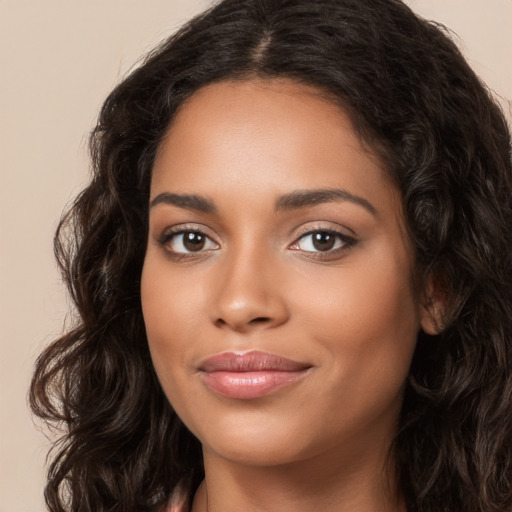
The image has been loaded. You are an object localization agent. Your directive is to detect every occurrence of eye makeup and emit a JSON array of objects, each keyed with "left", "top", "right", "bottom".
[{"left": 155, "top": 221, "right": 358, "bottom": 263}]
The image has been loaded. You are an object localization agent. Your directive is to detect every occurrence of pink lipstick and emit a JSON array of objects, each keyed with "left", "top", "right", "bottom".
[{"left": 198, "top": 351, "right": 311, "bottom": 399}]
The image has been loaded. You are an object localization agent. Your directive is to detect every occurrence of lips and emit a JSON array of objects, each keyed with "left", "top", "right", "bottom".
[{"left": 198, "top": 351, "right": 312, "bottom": 399}]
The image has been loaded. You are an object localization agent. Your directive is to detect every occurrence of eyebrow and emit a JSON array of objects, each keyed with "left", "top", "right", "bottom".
[
  {"left": 149, "top": 187, "right": 377, "bottom": 216},
  {"left": 275, "top": 188, "right": 377, "bottom": 215},
  {"left": 150, "top": 192, "right": 217, "bottom": 213}
]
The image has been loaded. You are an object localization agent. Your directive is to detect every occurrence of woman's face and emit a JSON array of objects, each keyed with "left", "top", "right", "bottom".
[{"left": 141, "top": 79, "right": 431, "bottom": 468}]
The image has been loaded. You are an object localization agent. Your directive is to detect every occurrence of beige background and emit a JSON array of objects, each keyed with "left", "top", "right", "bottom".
[{"left": 1, "top": 1, "right": 510, "bottom": 511}]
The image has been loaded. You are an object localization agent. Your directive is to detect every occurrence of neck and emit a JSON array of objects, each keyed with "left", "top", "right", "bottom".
[{"left": 191, "top": 441, "right": 404, "bottom": 512}]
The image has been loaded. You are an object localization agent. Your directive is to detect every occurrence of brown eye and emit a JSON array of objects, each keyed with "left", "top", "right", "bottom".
[
  {"left": 311, "top": 232, "right": 336, "bottom": 251},
  {"left": 183, "top": 231, "right": 206, "bottom": 252},
  {"left": 161, "top": 229, "right": 219, "bottom": 254},
  {"left": 292, "top": 229, "right": 356, "bottom": 255}
]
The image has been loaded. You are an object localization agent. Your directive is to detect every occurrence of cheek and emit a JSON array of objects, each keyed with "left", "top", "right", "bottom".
[
  {"left": 141, "top": 253, "right": 208, "bottom": 333},
  {"left": 140, "top": 260, "right": 202, "bottom": 390},
  {"left": 293, "top": 249, "right": 419, "bottom": 397}
]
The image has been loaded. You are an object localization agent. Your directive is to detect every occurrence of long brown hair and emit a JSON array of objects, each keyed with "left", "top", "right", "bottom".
[{"left": 31, "top": 1, "right": 512, "bottom": 511}]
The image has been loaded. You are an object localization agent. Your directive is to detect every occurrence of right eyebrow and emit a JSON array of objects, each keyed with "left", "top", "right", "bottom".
[{"left": 149, "top": 192, "right": 217, "bottom": 213}]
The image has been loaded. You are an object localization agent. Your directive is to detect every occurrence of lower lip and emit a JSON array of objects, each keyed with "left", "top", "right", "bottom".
[{"left": 200, "top": 370, "right": 308, "bottom": 399}]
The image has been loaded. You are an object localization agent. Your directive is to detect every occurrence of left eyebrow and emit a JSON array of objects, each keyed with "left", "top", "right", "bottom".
[{"left": 275, "top": 188, "right": 377, "bottom": 216}]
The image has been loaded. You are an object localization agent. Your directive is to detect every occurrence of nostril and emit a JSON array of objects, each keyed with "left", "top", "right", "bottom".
[
  {"left": 249, "top": 317, "right": 271, "bottom": 324},
  {"left": 214, "top": 316, "right": 271, "bottom": 330}
]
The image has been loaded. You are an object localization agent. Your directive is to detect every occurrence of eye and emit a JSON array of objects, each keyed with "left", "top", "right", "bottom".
[
  {"left": 158, "top": 228, "right": 219, "bottom": 255},
  {"left": 290, "top": 229, "right": 356, "bottom": 255}
]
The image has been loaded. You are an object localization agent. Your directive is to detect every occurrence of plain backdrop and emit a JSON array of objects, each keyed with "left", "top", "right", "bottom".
[{"left": 1, "top": 1, "right": 510, "bottom": 511}]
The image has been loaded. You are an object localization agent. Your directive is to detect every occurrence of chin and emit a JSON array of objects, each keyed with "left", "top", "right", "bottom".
[
  {"left": 190, "top": 408, "right": 327, "bottom": 467},
  {"left": 204, "top": 436, "right": 308, "bottom": 467}
]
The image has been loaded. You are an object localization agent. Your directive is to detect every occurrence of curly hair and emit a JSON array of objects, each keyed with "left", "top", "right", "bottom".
[{"left": 30, "top": 0, "right": 512, "bottom": 511}]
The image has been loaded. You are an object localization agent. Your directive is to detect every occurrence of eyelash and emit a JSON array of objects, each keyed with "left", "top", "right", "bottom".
[
  {"left": 156, "top": 225, "right": 357, "bottom": 261},
  {"left": 157, "top": 225, "right": 216, "bottom": 260},
  {"left": 290, "top": 226, "right": 357, "bottom": 260}
]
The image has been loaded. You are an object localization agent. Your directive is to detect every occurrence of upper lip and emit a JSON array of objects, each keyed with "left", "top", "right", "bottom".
[{"left": 198, "top": 350, "right": 312, "bottom": 372}]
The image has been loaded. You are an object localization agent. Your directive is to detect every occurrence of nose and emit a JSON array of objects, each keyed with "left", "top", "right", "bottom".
[{"left": 210, "top": 245, "right": 290, "bottom": 333}]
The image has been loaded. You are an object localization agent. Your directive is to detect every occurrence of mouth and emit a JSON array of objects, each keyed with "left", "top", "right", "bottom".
[{"left": 197, "top": 350, "right": 312, "bottom": 400}]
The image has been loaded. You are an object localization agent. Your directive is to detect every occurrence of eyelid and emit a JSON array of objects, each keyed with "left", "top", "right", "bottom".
[
  {"left": 157, "top": 223, "right": 205, "bottom": 241},
  {"left": 156, "top": 224, "right": 220, "bottom": 255},
  {"left": 288, "top": 224, "right": 358, "bottom": 258},
  {"left": 291, "top": 222, "right": 357, "bottom": 243}
]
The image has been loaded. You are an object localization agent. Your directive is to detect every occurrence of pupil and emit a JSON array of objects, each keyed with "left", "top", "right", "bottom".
[
  {"left": 183, "top": 232, "right": 205, "bottom": 252},
  {"left": 313, "top": 232, "right": 335, "bottom": 251}
]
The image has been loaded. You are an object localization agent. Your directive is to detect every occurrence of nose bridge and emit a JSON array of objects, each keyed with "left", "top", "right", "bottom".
[{"left": 211, "top": 237, "right": 289, "bottom": 332}]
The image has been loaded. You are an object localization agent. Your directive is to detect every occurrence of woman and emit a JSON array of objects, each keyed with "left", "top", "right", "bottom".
[{"left": 30, "top": 0, "right": 512, "bottom": 511}]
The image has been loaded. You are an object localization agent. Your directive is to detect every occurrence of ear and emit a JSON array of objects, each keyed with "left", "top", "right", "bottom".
[{"left": 419, "top": 273, "right": 447, "bottom": 335}]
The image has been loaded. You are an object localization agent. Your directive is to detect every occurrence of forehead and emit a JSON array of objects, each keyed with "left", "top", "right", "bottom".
[{"left": 151, "top": 78, "right": 398, "bottom": 217}]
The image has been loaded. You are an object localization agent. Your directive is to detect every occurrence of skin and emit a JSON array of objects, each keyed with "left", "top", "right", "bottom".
[{"left": 141, "top": 79, "right": 436, "bottom": 512}]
